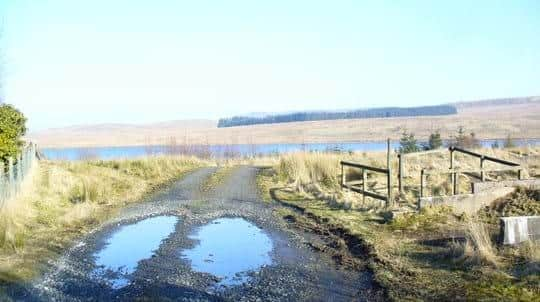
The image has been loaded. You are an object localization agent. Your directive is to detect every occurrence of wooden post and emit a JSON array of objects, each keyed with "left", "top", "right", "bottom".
[
  {"left": 454, "top": 172, "right": 459, "bottom": 195},
  {"left": 387, "top": 138, "right": 392, "bottom": 207},
  {"left": 362, "top": 168, "right": 366, "bottom": 204},
  {"left": 7, "top": 157, "right": 14, "bottom": 184},
  {"left": 420, "top": 169, "right": 425, "bottom": 198},
  {"left": 450, "top": 148, "right": 455, "bottom": 195},
  {"left": 341, "top": 163, "right": 345, "bottom": 188},
  {"left": 480, "top": 156, "right": 485, "bottom": 182},
  {"left": 398, "top": 153, "right": 403, "bottom": 194},
  {"left": 18, "top": 153, "right": 23, "bottom": 181}
]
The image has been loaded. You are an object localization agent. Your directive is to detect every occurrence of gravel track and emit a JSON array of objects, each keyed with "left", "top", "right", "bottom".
[{"left": 7, "top": 166, "right": 382, "bottom": 301}]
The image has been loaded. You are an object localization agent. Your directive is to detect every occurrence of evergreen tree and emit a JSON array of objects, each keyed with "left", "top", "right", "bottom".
[
  {"left": 503, "top": 134, "right": 516, "bottom": 149},
  {"left": 452, "top": 126, "right": 480, "bottom": 149},
  {"left": 427, "top": 130, "right": 443, "bottom": 150},
  {"left": 399, "top": 131, "right": 420, "bottom": 153}
]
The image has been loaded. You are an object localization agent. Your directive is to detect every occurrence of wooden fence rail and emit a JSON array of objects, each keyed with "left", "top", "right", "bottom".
[
  {"left": 340, "top": 160, "right": 392, "bottom": 206},
  {"left": 419, "top": 147, "right": 523, "bottom": 198}
]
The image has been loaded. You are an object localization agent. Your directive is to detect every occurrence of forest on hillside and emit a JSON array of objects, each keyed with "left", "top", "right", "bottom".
[{"left": 218, "top": 105, "right": 457, "bottom": 128}]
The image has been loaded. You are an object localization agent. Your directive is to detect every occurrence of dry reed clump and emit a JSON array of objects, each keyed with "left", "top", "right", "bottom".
[
  {"left": 278, "top": 152, "right": 342, "bottom": 190},
  {"left": 454, "top": 221, "right": 500, "bottom": 267},
  {"left": 0, "top": 164, "right": 40, "bottom": 251}
]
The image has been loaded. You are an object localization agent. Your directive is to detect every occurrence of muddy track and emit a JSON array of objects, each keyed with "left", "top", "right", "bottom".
[{"left": 7, "top": 166, "right": 383, "bottom": 302}]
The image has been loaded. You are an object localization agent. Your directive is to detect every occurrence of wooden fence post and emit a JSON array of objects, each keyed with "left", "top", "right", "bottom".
[
  {"left": 398, "top": 153, "right": 403, "bottom": 194},
  {"left": 454, "top": 172, "right": 459, "bottom": 195},
  {"left": 18, "top": 153, "right": 23, "bottom": 182},
  {"left": 7, "top": 157, "right": 14, "bottom": 184},
  {"left": 450, "top": 148, "right": 455, "bottom": 195},
  {"left": 480, "top": 156, "right": 485, "bottom": 182},
  {"left": 387, "top": 138, "right": 392, "bottom": 207},
  {"left": 420, "top": 169, "right": 425, "bottom": 198},
  {"left": 341, "top": 163, "right": 345, "bottom": 188},
  {"left": 362, "top": 168, "right": 366, "bottom": 204}
]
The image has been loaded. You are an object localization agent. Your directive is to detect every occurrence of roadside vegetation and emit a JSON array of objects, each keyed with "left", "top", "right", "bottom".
[
  {"left": 0, "top": 104, "right": 27, "bottom": 163},
  {"left": 258, "top": 146, "right": 540, "bottom": 301},
  {"left": 0, "top": 156, "right": 208, "bottom": 283}
]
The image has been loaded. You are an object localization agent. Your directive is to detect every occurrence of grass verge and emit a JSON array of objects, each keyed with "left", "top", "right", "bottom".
[
  {"left": 0, "top": 156, "right": 207, "bottom": 284},
  {"left": 258, "top": 151, "right": 540, "bottom": 301}
]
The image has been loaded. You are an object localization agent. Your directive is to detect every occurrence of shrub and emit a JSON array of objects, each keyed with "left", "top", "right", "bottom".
[
  {"left": 427, "top": 130, "right": 443, "bottom": 150},
  {"left": 451, "top": 126, "right": 480, "bottom": 149},
  {"left": 398, "top": 130, "right": 420, "bottom": 153},
  {"left": 0, "top": 104, "right": 27, "bottom": 163},
  {"left": 503, "top": 134, "right": 516, "bottom": 149}
]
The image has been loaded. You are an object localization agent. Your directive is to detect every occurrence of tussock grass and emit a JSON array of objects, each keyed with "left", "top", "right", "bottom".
[
  {"left": 519, "top": 240, "right": 540, "bottom": 265},
  {"left": 257, "top": 147, "right": 540, "bottom": 300},
  {"left": 278, "top": 152, "right": 342, "bottom": 189},
  {"left": 459, "top": 221, "right": 500, "bottom": 267},
  {"left": 390, "top": 206, "right": 452, "bottom": 231},
  {"left": 0, "top": 156, "right": 207, "bottom": 281},
  {"left": 274, "top": 147, "right": 538, "bottom": 207}
]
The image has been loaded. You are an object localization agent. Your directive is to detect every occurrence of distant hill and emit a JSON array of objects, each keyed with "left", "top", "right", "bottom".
[
  {"left": 452, "top": 96, "right": 540, "bottom": 109},
  {"left": 217, "top": 105, "right": 457, "bottom": 128}
]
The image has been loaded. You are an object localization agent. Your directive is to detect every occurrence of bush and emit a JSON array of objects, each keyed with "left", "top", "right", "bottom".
[
  {"left": 451, "top": 126, "right": 480, "bottom": 149},
  {"left": 399, "top": 131, "right": 420, "bottom": 153},
  {"left": 503, "top": 134, "right": 516, "bottom": 149},
  {"left": 0, "top": 104, "right": 27, "bottom": 163},
  {"left": 427, "top": 130, "right": 443, "bottom": 150}
]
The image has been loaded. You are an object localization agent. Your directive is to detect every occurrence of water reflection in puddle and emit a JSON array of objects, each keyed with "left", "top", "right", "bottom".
[
  {"left": 93, "top": 215, "right": 178, "bottom": 289},
  {"left": 181, "top": 217, "right": 273, "bottom": 286}
]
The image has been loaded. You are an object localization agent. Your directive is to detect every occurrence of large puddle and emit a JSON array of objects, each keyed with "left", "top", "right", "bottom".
[
  {"left": 180, "top": 217, "right": 273, "bottom": 286},
  {"left": 93, "top": 215, "right": 178, "bottom": 288}
]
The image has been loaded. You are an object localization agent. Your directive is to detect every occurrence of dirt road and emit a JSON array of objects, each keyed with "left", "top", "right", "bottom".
[{"left": 8, "top": 166, "right": 383, "bottom": 301}]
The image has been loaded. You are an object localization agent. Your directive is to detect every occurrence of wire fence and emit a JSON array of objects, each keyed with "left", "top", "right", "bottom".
[{"left": 0, "top": 143, "right": 37, "bottom": 207}]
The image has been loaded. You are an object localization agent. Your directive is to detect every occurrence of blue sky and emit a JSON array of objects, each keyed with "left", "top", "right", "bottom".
[{"left": 1, "top": 0, "right": 539, "bottom": 130}]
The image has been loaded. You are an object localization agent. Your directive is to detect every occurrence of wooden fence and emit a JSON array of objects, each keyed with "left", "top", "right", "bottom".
[
  {"left": 340, "top": 139, "right": 393, "bottom": 207},
  {"left": 419, "top": 147, "right": 523, "bottom": 197},
  {"left": 0, "top": 144, "right": 38, "bottom": 206}
]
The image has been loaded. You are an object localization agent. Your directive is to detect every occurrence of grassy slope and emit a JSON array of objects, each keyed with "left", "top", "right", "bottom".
[
  {"left": 258, "top": 149, "right": 540, "bottom": 301},
  {"left": 0, "top": 156, "right": 208, "bottom": 283},
  {"left": 28, "top": 103, "right": 540, "bottom": 148}
]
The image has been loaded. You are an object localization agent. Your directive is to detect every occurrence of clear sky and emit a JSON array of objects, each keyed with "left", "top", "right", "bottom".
[{"left": 1, "top": 0, "right": 539, "bottom": 130}]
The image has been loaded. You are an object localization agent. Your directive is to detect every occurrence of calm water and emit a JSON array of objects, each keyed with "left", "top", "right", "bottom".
[
  {"left": 180, "top": 218, "right": 273, "bottom": 286},
  {"left": 42, "top": 139, "right": 540, "bottom": 160},
  {"left": 93, "top": 215, "right": 178, "bottom": 289}
]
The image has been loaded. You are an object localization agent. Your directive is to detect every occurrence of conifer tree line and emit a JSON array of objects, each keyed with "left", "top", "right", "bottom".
[{"left": 218, "top": 105, "right": 457, "bottom": 128}]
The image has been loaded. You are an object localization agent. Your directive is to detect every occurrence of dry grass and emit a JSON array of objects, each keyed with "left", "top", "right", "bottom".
[
  {"left": 458, "top": 221, "right": 500, "bottom": 267},
  {"left": 0, "top": 155, "right": 207, "bottom": 281},
  {"left": 274, "top": 147, "right": 539, "bottom": 208},
  {"left": 28, "top": 103, "right": 540, "bottom": 147},
  {"left": 258, "top": 147, "right": 540, "bottom": 300},
  {"left": 519, "top": 241, "right": 540, "bottom": 265}
]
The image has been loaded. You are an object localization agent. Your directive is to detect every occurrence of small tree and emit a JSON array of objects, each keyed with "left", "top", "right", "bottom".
[
  {"left": 452, "top": 126, "right": 480, "bottom": 149},
  {"left": 0, "top": 104, "right": 27, "bottom": 163},
  {"left": 503, "top": 134, "right": 516, "bottom": 149},
  {"left": 399, "top": 130, "right": 420, "bottom": 153},
  {"left": 427, "top": 130, "right": 443, "bottom": 150}
]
